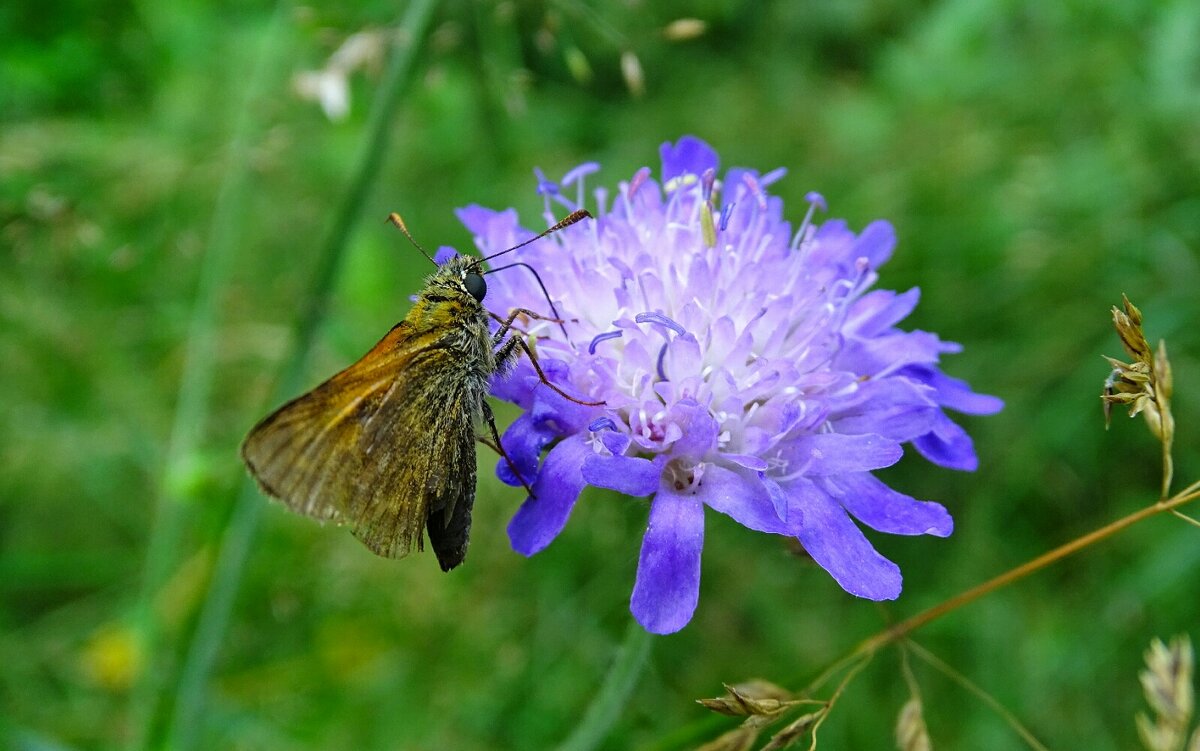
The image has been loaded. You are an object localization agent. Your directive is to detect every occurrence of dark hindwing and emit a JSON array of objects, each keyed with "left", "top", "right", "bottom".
[{"left": 241, "top": 323, "right": 479, "bottom": 565}]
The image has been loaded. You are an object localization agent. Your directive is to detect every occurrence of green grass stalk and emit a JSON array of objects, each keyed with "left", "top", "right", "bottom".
[
  {"left": 154, "top": 2, "right": 442, "bottom": 748},
  {"left": 555, "top": 618, "right": 655, "bottom": 751},
  {"left": 131, "top": 5, "right": 288, "bottom": 745}
]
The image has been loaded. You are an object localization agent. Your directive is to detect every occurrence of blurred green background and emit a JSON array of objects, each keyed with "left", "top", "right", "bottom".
[{"left": 3, "top": 1, "right": 1199, "bottom": 749}]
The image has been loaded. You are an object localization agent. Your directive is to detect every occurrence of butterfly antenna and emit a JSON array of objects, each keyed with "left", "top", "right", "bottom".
[
  {"left": 481, "top": 209, "right": 592, "bottom": 263},
  {"left": 386, "top": 212, "right": 438, "bottom": 266},
  {"left": 487, "top": 262, "right": 571, "bottom": 341}
]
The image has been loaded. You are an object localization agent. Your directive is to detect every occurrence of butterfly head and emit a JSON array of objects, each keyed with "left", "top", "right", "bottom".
[{"left": 421, "top": 254, "right": 488, "bottom": 307}]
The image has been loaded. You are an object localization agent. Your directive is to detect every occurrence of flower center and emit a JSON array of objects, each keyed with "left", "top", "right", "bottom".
[{"left": 664, "top": 459, "right": 705, "bottom": 494}]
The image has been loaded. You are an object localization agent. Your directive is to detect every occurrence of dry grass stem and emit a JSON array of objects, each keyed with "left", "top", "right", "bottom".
[{"left": 906, "top": 641, "right": 1049, "bottom": 751}]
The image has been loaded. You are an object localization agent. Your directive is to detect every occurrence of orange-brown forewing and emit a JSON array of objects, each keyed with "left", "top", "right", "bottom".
[{"left": 241, "top": 321, "right": 477, "bottom": 563}]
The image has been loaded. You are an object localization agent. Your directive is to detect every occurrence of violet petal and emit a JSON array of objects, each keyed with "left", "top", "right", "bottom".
[
  {"left": 830, "top": 473, "right": 953, "bottom": 537},
  {"left": 899, "top": 365, "right": 1005, "bottom": 415},
  {"left": 496, "top": 413, "right": 556, "bottom": 487},
  {"left": 783, "top": 478, "right": 902, "bottom": 600},
  {"left": 659, "top": 136, "right": 719, "bottom": 181},
  {"left": 507, "top": 434, "right": 591, "bottom": 555},
  {"left": 785, "top": 433, "right": 903, "bottom": 476},
  {"left": 630, "top": 489, "right": 706, "bottom": 634},
  {"left": 699, "top": 465, "right": 789, "bottom": 534},
  {"left": 913, "top": 413, "right": 979, "bottom": 471},
  {"left": 583, "top": 454, "right": 665, "bottom": 497}
]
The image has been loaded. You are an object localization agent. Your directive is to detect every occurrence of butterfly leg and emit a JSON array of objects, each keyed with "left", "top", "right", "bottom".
[
  {"left": 497, "top": 334, "right": 604, "bottom": 407},
  {"left": 489, "top": 307, "right": 562, "bottom": 345},
  {"left": 480, "top": 400, "right": 537, "bottom": 499}
]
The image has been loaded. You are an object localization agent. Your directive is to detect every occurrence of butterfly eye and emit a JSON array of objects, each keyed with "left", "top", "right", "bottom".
[{"left": 464, "top": 272, "right": 487, "bottom": 302}]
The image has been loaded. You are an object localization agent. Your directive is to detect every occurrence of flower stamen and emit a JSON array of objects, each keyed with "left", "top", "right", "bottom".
[
  {"left": 742, "top": 172, "right": 767, "bottom": 210},
  {"left": 588, "top": 330, "right": 624, "bottom": 354},
  {"left": 635, "top": 311, "right": 687, "bottom": 336},
  {"left": 719, "top": 202, "right": 735, "bottom": 232},
  {"left": 627, "top": 166, "right": 651, "bottom": 201},
  {"left": 792, "top": 191, "right": 827, "bottom": 251},
  {"left": 589, "top": 417, "right": 618, "bottom": 432}
]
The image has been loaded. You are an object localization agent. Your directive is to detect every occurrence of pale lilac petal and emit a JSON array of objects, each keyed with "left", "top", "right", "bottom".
[
  {"left": 830, "top": 378, "right": 939, "bottom": 442},
  {"left": 838, "top": 330, "right": 947, "bottom": 376},
  {"left": 913, "top": 413, "right": 979, "bottom": 471},
  {"left": 719, "top": 453, "right": 769, "bottom": 471},
  {"left": 582, "top": 454, "right": 664, "bottom": 497},
  {"left": 699, "top": 465, "right": 789, "bottom": 534},
  {"left": 854, "top": 220, "right": 896, "bottom": 267},
  {"left": 845, "top": 288, "right": 920, "bottom": 337},
  {"left": 829, "top": 473, "right": 953, "bottom": 537},
  {"left": 455, "top": 205, "right": 523, "bottom": 254},
  {"left": 508, "top": 435, "right": 591, "bottom": 555},
  {"left": 668, "top": 400, "right": 719, "bottom": 459},
  {"left": 783, "top": 478, "right": 902, "bottom": 600},
  {"left": 785, "top": 433, "right": 903, "bottom": 476},
  {"left": 630, "top": 490, "right": 705, "bottom": 634}
]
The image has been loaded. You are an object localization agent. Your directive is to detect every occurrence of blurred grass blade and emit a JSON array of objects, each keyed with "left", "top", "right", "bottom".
[
  {"left": 156, "top": 1, "right": 442, "bottom": 749},
  {"left": 554, "top": 619, "right": 654, "bottom": 751},
  {"left": 131, "top": 3, "right": 288, "bottom": 745}
]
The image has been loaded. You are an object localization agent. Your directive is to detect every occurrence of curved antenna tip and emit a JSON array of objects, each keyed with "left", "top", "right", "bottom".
[{"left": 385, "top": 211, "right": 437, "bottom": 266}]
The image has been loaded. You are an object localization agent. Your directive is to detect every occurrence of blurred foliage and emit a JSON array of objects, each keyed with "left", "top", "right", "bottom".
[{"left": 2, "top": 0, "right": 1199, "bottom": 749}]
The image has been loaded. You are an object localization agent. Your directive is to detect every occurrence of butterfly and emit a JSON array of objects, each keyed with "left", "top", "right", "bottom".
[{"left": 241, "top": 209, "right": 595, "bottom": 570}]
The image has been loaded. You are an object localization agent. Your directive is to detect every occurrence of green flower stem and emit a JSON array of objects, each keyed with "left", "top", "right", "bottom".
[
  {"left": 156, "top": 2, "right": 441, "bottom": 749},
  {"left": 554, "top": 619, "right": 655, "bottom": 751}
]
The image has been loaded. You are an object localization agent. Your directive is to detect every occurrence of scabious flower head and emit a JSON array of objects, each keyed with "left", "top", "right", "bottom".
[{"left": 456, "top": 137, "right": 1002, "bottom": 634}]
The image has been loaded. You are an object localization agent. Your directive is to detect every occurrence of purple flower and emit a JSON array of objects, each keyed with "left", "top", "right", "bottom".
[{"left": 458, "top": 136, "right": 1002, "bottom": 634}]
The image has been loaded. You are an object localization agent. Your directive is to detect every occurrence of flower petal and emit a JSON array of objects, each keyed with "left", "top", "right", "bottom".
[
  {"left": 913, "top": 413, "right": 979, "bottom": 471},
  {"left": 854, "top": 220, "right": 896, "bottom": 268},
  {"left": 784, "top": 433, "right": 903, "bottom": 476},
  {"left": 783, "top": 478, "right": 902, "bottom": 600},
  {"left": 507, "top": 434, "right": 591, "bottom": 555},
  {"left": 660, "top": 136, "right": 719, "bottom": 181},
  {"left": 433, "top": 245, "right": 458, "bottom": 265},
  {"left": 583, "top": 454, "right": 664, "bottom": 497},
  {"left": 899, "top": 365, "right": 1005, "bottom": 415},
  {"left": 845, "top": 288, "right": 920, "bottom": 338},
  {"left": 496, "top": 413, "right": 556, "bottom": 487},
  {"left": 455, "top": 204, "right": 521, "bottom": 253},
  {"left": 529, "top": 376, "right": 601, "bottom": 434},
  {"left": 668, "top": 399, "right": 719, "bottom": 459},
  {"left": 829, "top": 473, "right": 953, "bottom": 537},
  {"left": 830, "top": 378, "right": 939, "bottom": 442},
  {"left": 837, "top": 330, "right": 947, "bottom": 377},
  {"left": 762, "top": 477, "right": 792, "bottom": 524},
  {"left": 699, "top": 465, "right": 789, "bottom": 534},
  {"left": 630, "top": 490, "right": 706, "bottom": 634}
]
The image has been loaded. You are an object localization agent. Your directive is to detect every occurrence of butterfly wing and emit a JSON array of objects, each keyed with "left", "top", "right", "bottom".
[{"left": 241, "top": 322, "right": 478, "bottom": 564}]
